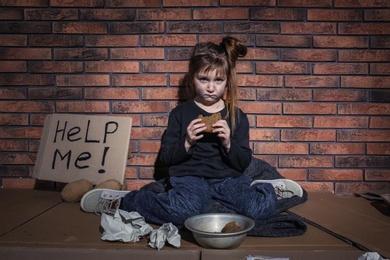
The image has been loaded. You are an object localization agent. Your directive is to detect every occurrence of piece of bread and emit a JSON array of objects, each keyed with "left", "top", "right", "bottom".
[
  {"left": 61, "top": 179, "right": 93, "bottom": 203},
  {"left": 221, "top": 221, "right": 243, "bottom": 233},
  {"left": 198, "top": 112, "right": 222, "bottom": 133}
]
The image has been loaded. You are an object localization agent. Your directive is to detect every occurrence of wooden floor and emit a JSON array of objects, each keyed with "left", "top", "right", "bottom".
[{"left": 0, "top": 189, "right": 388, "bottom": 260}]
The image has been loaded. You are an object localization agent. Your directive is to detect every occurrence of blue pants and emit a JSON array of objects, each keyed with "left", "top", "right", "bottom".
[{"left": 120, "top": 175, "right": 277, "bottom": 226}]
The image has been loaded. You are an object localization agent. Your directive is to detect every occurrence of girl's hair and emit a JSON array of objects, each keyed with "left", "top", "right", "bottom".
[{"left": 186, "top": 36, "right": 247, "bottom": 133}]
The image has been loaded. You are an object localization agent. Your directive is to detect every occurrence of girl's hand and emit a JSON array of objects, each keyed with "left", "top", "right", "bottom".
[
  {"left": 212, "top": 120, "right": 231, "bottom": 152},
  {"left": 185, "top": 118, "right": 206, "bottom": 151}
]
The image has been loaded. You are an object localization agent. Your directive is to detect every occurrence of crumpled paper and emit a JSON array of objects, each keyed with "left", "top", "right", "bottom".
[
  {"left": 101, "top": 209, "right": 153, "bottom": 243},
  {"left": 148, "top": 223, "right": 181, "bottom": 250},
  {"left": 358, "top": 252, "right": 388, "bottom": 260}
]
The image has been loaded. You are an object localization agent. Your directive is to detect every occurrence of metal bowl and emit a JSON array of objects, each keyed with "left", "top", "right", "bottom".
[{"left": 184, "top": 213, "right": 255, "bottom": 249}]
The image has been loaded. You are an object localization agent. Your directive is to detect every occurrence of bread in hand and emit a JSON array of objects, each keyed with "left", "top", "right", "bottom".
[{"left": 198, "top": 112, "right": 222, "bottom": 133}]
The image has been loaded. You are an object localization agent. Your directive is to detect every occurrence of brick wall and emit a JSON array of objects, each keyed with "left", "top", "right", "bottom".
[{"left": 0, "top": 0, "right": 389, "bottom": 194}]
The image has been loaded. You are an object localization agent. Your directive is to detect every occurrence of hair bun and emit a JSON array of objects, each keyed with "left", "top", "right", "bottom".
[{"left": 221, "top": 36, "right": 247, "bottom": 68}]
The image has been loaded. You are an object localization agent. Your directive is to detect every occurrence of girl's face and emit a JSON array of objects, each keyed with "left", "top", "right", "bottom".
[{"left": 193, "top": 68, "right": 227, "bottom": 106}]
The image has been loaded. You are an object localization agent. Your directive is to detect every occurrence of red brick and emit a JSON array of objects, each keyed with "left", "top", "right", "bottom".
[
  {"left": 0, "top": 9, "right": 22, "bottom": 19},
  {"left": 254, "top": 155, "right": 278, "bottom": 167},
  {"left": 281, "top": 22, "right": 336, "bottom": 34},
  {"left": 281, "top": 130, "right": 336, "bottom": 142},
  {"left": 86, "top": 35, "right": 138, "bottom": 47},
  {"left": 371, "top": 36, "right": 390, "bottom": 48},
  {"left": 308, "top": 10, "right": 362, "bottom": 21},
  {"left": 314, "top": 116, "right": 368, "bottom": 128},
  {"left": 335, "top": 182, "right": 390, "bottom": 195},
  {"left": 112, "top": 74, "right": 167, "bottom": 87},
  {"left": 341, "top": 76, "right": 389, "bottom": 88},
  {"left": 0, "top": 61, "right": 26, "bottom": 72},
  {"left": 140, "top": 141, "right": 161, "bottom": 153},
  {"left": 0, "top": 74, "right": 54, "bottom": 86},
  {"left": 0, "top": 22, "right": 51, "bottom": 33},
  {"left": 128, "top": 154, "right": 158, "bottom": 166},
  {"left": 0, "top": 88, "right": 26, "bottom": 99},
  {"left": 112, "top": 101, "right": 168, "bottom": 113},
  {"left": 0, "top": 140, "right": 28, "bottom": 151},
  {"left": 220, "top": 0, "right": 275, "bottom": 6},
  {"left": 143, "top": 61, "right": 188, "bottom": 73},
  {"left": 0, "top": 0, "right": 48, "bottom": 7},
  {"left": 256, "top": 115, "right": 312, "bottom": 128},
  {"left": 339, "top": 50, "right": 390, "bottom": 62},
  {"left": 164, "top": 0, "right": 218, "bottom": 7},
  {"left": 370, "top": 64, "right": 390, "bottom": 75},
  {"left": 337, "top": 130, "right": 390, "bottom": 142},
  {"left": 0, "top": 35, "right": 26, "bottom": 46},
  {"left": 0, "top": 126, "right": 42, "bottom": 139},
  {"left": 53, "top": 22, "right": 107, "bottom": 34},
  {"left": 0, "top": 48, "right": 51, "bottom": 60},
  {"left": 249, "top": 129, "right": 279, "bottom": 141},
  {"left": 313, "top": 36, "right": 368, "bottom": 48},
  {"left": 81, "top": 9, "right": 135, "bottom": 20},
  {"left": 137, "top": 8, "right": 190, "bottom": 20},
  {"left": 54, "top": 48, "right": 108, "bottom": 60},
  {"left": 313, "top": 90, "right": 367, "bottom": 102},
  {"left": 256, "top": 35, "right": 311, "bottom": 47},
  {"left": 51, "top": 0, "right": 104, "bottom": 7},
  {"left": 198, "top": 34, "right": 254, "bottom": 46},
  {"left": 131, "top": 128, "right": 165, "bottom": 140},
  {"left": 367, "top": 144, "right": 390, "bottom": 155},
  {"left": 142, "top": 88, "right": 181, "bottom": 100},
  {"left": 256, "top": 62, "right": 310, "bottom": 74},
  {"left": 2, "top": 178, "right": 36, "bottom": 189},
  {"left": 84, "top": 88, "right": 139, "bottom": 100},
  {"left": 142, "top": 115, "right": 168, "bottom": 127},
  {"left": 0, "top": 114, "right": 28, "bottom": 125},
  {"left": 111, "top": 48, "right": 164, "bottom": 60},
  {"left": 310, "top": 143, "right": 365, "bottom": 155},
  {"left": 238, "top": 88, "right": 256, "bottom": 100},
  {"left": 365, "top": 10, "right": 390, "bottom": 21},
  {"left": 0, "top": 153, "right": 35, "bottom": 164},
  {"left": 86, "top": 61, "right": 139, "bottom": 73},
  {"left": 336, "top": 156, "right": 390, "bottom": 168},
  {"left": 141, "top": 35, "right": 197, "bottom": 46},
  {"left": 251, "top": 8, "right": 304, "bottom": 20},
  {"left": 0, "top": 101, "right": 53, "bottom": 112},
  {"left": 56, "top": 101, "right": 110, "bottom": 113},
  {"left": 107, "top": 0, "right": 160, "bottom": 7},
  {"left": 281, "top": 49, "right": 336, "bottom": 61},
  {"left": 278, "top": 0, "right": 331, "bottom": 7},
  {"left": 309, "top": 169, "right": 362, "bottom": 181},
  {"left": 240, "top": 102, "right": 281, "bottom": 114},
  {"left": 365, "top": 170, "right": 390, "bottom": 181},
  {"left": 279, "top": 156, "right": 333, "bottom": 168},
  {"left": 169, "top": 74, "right": 185, "bottom": 86},
  {"left": 246, "top": 48, "right": 279, "bottom": 60},
  {"left": 253, "top": 142, "right": 308, "bottom": 155},
  {"left": 125, "top": 180, "right": 153, "bottom": 191},
  {"left": 56, "top": 75, "right": 110, "bottom": 87},
  {"left": 339, "top": 23, "right": 390, "bottom": 35},
  {"left": 334, "top": 0, "right": 389, "bottom": 8},
  {"left": 29, "top": 88, "right": 82, "bottom": 100},
  {"left": 224, "top": 21, "right": 279, "bottom": 34},
  {"left": 277, "top": 169, "right": 307, "bottom": 181},
  {"left": 112, "top": 21, "right": 165, "bottom": 34},
  {"left": 237, "top": 62, "right": 254, "bottom": 73},
  {"left": 194, "top": 8, "right": 248, "bottom": 20},
  {"left": 285, "top": 76, "right": 339, "bottom": 88},
  {"left": 25, "top": 8, "right": 78, "bottom": 20},
  {"left": 339, "top": 104, "right": 390, "bottom": 115},
  {"left": 284, "top": 103, "right": 336, "bottom": 115},
  {"left": 257, "top": 89, "right": 311, "bottom": 101},
  {"left": 370, "top": 117, "right": 390, "bottom": 128},
  {"left": 30, "top": 35, "right": 83, "bottom": 47},
  {"left": 29, "top": 61, "right": 83, "bottom": 73},
  {"left": 313, "top": 63, "right": 367, "bottom": 75},
  {"left": 238, "top": 75, "right": 282, "bottom": 87}
]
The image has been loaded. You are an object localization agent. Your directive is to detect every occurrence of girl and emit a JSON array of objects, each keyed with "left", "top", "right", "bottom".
[{"left": 81, "top": 36, "right": 301, "bottom": 226}]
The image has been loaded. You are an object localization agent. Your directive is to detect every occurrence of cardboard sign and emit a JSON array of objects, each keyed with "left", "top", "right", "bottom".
[{"left": 33, "top": 114, "right": 132, "bottom": 185}]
